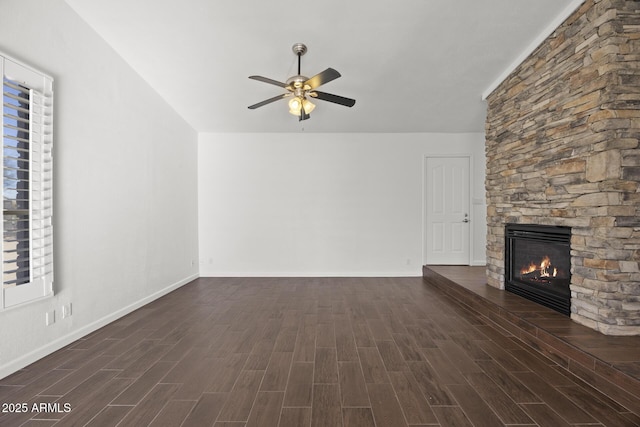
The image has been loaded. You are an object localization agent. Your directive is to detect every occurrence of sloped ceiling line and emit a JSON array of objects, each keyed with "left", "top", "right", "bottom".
[{"left": 482, "top": 0, "right": 586, "bottom": 100}]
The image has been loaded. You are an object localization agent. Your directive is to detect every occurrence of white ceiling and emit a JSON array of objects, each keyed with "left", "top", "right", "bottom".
[{"left": 64, "top": 0, "right": 579, "bottom": 133}]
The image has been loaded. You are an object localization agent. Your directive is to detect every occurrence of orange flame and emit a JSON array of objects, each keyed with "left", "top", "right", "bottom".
[
  {"left": 520, "top": 255, "right": 557, "bottom": 277},
  {"left": 521, "top": 262, "right": 537, "bottom": 275}
]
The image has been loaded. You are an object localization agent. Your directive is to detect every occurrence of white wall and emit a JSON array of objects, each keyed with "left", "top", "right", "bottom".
[
  {"left": 199, "top": 132, "right": 486, "bottom": 276},
  {"left": 0, "top": 0, "right": 199, "bottom": 378}
]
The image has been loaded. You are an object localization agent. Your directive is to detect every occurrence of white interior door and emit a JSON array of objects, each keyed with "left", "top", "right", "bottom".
[{"left": 425, "top": 157, "right": 470, "bottom": 265}]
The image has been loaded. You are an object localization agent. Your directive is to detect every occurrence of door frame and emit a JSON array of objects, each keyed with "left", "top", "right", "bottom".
[{"left": 423, "top": 154, "right": 474, "bottom": 266}]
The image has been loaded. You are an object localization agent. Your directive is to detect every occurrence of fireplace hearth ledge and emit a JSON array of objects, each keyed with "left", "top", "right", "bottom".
[{"left": 422, "top": 265, "right": 640, "bottom": 414}]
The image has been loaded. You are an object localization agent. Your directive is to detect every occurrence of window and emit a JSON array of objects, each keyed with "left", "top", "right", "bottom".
[{"left": 1, "top": 55, "right": 53, "bottom": 309}]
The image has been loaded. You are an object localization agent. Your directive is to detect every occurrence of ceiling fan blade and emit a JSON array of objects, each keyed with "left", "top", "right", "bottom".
[
  {"left": 249, "top": 75, "right": 289, "bottom": 88},
  {"left": 248, "top": 93, "right": 289, "bottom": 109},
  {"left": 311, "top": 91, "right": 356, "bottom": 107},
  {"left": 304, "top": 68, "right": 341, "bottom": 89}
]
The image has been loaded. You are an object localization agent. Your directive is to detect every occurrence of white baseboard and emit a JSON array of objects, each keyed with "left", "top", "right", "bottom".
[
  {"left": 0, "top": 273, "right": 198, "bottom": 380},
  {"left": 200, "top": 271, "right": 421, "bottom": 278}
]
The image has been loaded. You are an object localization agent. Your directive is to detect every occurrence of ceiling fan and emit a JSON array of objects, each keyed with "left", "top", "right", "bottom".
[{"left": 248, "top": 43, "right": 356, "bottom": 121}]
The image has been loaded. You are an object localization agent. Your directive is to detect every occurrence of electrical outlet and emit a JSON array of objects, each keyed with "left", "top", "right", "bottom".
[
  {"left": 46, "top": 310, "right": 55, "bottom": 326},
  {"left": 62, "top": 303, "right": 72, "bottom": 318}
]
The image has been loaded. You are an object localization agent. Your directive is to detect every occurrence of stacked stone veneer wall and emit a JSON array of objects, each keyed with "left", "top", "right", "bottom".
[{"left": 485, "top": 0, "right": 640, "bottom": 335}]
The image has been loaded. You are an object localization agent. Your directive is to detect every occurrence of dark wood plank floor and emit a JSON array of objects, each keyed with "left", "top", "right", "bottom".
[{"left": 1, "top": 276, "right": 639, "bottom": 426}]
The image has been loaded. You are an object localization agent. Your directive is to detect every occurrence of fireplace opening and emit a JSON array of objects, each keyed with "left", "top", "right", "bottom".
[{"left": 505, "top": 224, "right": 571, "bottom": 315}]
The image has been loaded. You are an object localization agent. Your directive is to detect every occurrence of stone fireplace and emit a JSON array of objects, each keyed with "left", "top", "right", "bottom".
[{"left": 485, "top": 0, "right": 640, "bottom": 335}]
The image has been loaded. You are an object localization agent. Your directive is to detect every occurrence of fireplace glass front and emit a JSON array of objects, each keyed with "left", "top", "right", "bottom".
[{"left": 505, "top": 224, "right": 571, "bottom": 315}]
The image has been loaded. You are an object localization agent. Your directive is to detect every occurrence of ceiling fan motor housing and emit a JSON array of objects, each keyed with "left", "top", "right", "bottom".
[{"left": 286, "top": 76, "right": 311, "bottom": 98}]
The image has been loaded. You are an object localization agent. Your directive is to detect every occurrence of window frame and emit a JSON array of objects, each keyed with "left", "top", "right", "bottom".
[{"left": 1, "top": 54, "right": 54, "bottom": 310}]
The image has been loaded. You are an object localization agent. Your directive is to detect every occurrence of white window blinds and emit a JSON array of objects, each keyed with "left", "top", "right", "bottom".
[{"left": 1, "top": 56, "right": 53, "bottom": 309}]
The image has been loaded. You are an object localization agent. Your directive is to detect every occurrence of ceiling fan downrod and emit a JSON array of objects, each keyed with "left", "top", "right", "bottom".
[{"left": 292, "top": 43, "right": 307, "bottom": 76}]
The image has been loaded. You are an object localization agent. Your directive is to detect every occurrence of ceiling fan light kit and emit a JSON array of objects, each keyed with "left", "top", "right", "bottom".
[{"left": 248, "top": 43, "right": 356, "bottom": 121}]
